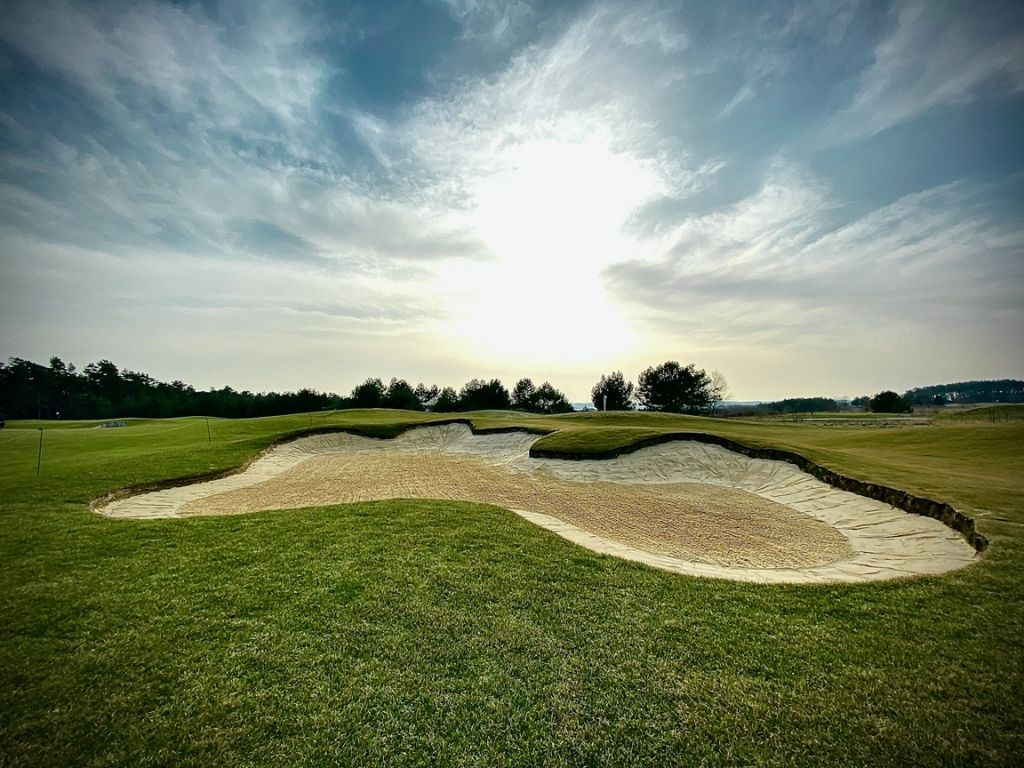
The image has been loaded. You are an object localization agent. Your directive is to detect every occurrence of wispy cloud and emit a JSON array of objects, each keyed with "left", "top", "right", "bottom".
[
  {"left": 827, "top": 0, "right": 1024, "bottom": 141},
  {"left": 437, "top": 0, "right": 536, "bottom": 44},
  {"left": 605, "top": 169, "right": 1024, "bottom": 348},
  {"left": 0, "top": 0, "right": 326, "bottom": 137},
  {"left": 0, "top": 0, "right": 487, "bottom": 267}
]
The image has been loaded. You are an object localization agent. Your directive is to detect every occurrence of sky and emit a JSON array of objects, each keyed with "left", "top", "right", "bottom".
[{"left": 1, "top": 0, "right": 1022, "bottom": 401}]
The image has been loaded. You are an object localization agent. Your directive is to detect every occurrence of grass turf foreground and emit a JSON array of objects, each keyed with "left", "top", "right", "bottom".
[{"left": 1, "top": 410, "right": 1023, "bottom": 766}]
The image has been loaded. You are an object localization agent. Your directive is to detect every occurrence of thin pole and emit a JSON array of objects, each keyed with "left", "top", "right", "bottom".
[
  {"left": 36, "top": 428, "right": 43, "bottom": 477},
  {"left": 308, "top": 412, "right": 313, "bottom": 428},
  {"left": 603, "top": 394, "right": 607, "bottom": 411},
  {"left": 205, "top": 417, "right": 212, "bottom": 445}
]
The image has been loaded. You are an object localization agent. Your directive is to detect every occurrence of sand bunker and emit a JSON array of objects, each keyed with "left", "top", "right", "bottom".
[
  {"left": 179, "top": 453, "right": 852, "bottom": 569},
  {"left": 97, "top": 424, "right": 977, "bottom": 584}
]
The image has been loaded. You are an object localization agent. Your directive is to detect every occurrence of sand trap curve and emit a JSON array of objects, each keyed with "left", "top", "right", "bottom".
[{"left": 97, "top": 424, "right": 977, "bottom": 584}]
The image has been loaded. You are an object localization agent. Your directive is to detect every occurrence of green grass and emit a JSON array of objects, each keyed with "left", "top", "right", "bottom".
[
  {"left": 2, "top": 410, "right": 1023, "bottom": 766},
  {"left": 726, "top": 410, "right": 927, "bottom": 420}
]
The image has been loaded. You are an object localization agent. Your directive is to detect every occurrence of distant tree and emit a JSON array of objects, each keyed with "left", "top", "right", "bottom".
[
  {"left": 850, "top": 395, "right": 870, "bottom": 410},
  {"left": 933, "top": 394, "right": 946, "bottom": 406},
  {"left": 414, "top": 383, "right": 440, "bottom": 410},
  {"left": 869, "top": 390, "right": 913, "bottom": 413},
  {"left": 511, "top": 378, "right": 537, "bottom": 411},
  {"left": 591, "top": 371, "right": 634, "bottom": 410},
  {"left": 756, "top": 397, "right": 838, "bottom": 414},
  {"left": 83, "top": 359, "right": 122, "bottom": 405},
  {"left": 457, "top": 378, "right": 511, "bottom": 411},
  {"left": 636, "top": 361, "right": 712, "bottom": 413},
  {"left": 68, "top": 392, "right": 115, "bottom": 419},
  {"left": 903, "top": 379, "right": 1024, "bottom": 405},
  {"left": 383, "top": 378, "right": 422, "bottom": 410},
  {"left": 45, "top": 356, "right": 77, "bottom": 417},
  {"left": 708, "top": 370, "right": 730, "bottom": 415},
  {"left": 350, "top": 378, "right": 386, "bottom": 408},
  {"left": 49, "top": 356, "right": 74, "bottom": 376},
  {"left": 531, "top": 381, "right": 573, "bottom": 414},
  {"left": 433, "top": 386, "right": 459, "bottom": 412},
  {"left": 0, "top": 355, "right": 342, "bottom": 419}
]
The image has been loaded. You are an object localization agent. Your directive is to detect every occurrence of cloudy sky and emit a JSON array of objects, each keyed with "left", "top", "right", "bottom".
[{"left": 1, "top": 0, "right": 1022, "bottom": 401}]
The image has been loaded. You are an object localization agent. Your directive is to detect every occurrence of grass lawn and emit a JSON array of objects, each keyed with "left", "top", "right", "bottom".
[{"left": 1, "top": 410, "right": 1022, "bottom": 766}]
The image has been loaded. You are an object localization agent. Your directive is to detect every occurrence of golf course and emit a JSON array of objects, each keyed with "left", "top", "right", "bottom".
[
  {"left": 5, "top": 0, "right": 1024, "bottom": 764},
  {"left": 2, "top": 408, "right": 1022, "bottom": 765}
]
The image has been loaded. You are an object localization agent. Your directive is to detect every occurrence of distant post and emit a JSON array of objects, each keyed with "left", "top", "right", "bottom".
[
  {"left": 205, "top": 417, "right": 212, "bottom": 445},
  {"left": 36, "top": 428, "right": 43, "bottom": 478},
  {"left": 603, "top": 394, "right": 607, "bottom": 412}
]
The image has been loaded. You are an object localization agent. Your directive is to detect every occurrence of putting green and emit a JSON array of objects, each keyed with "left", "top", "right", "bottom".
[{"left": 96, "top": 423, "right": 977, "bottom": 583}]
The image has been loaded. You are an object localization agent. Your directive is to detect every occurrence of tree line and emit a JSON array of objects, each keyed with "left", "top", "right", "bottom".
[
  {"left": 0, "top": 357, "right": 337, "bottom": 420},
  {"left": 847, "top": 379, "right": 1024, "bottom": 414},
  {"left": 752, "top": 397, "right": 838, "bottom": 414},
  {"left": 0, "top": 356, "right": 731, "bottom": 420},
  {"left": 346, "top": 376, "right": 576, "bottom": 414},
  {"left": 902, "top": 379, "right": 1024, "bottom": 405}
]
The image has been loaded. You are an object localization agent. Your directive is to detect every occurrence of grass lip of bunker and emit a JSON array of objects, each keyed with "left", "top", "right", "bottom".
[{"left": 95, "top": 421, "right": 980, "bottom": 584}]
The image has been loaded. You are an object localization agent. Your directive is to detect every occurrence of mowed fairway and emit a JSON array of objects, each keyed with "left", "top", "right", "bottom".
[{"left": 1, "top": 410, "right": 1023, "bottom": 766}]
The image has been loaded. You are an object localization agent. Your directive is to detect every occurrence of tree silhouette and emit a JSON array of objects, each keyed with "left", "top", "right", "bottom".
[
  {"left": 531, "top": 381, "right": 573, "bottom": 414},
  {"left": 636, "top": 361, "right": 712, "bottom": 413},
  {"left": 457, "top": 378, "right": 511, "bottom": 411},
  {"left": 433, "top": 387, "right": 459, "bottom": 412},
  {"left": 350, "top": 378, "right": 386, "bottom": 408},
  {"left": 708, "top": 370, "right": 730, "bottom": 415},
  {"left": 511, "top": 378, "right": 537, "bottom": 410},
  {"left": 383, "top": 378, "right": 422, "bottom": 410},
  {"left": 591, "top": 370, "right": 634, "bottom": 410},
  {"left": 869, "top": 390, "right": 912, "bottom": 413},
  {"left": 414, "top": 383, "right": 440, "bottom": 409}
]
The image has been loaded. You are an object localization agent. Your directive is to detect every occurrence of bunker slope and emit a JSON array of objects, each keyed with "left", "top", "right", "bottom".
[{"left": 97, "top": 423, "right": 976, "bottom": 584}]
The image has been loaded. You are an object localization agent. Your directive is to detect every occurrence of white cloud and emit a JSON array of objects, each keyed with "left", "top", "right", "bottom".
[
  {"left": 601, "top": 165, "right": 1024, "bottom": 397},
  {"left": 0, "top": 230, "right": 451, "bottom": 390},
  {"left": 830, "top": 0, "right": 1024, "bottom": 140},
  {"left": 0, "top": 0, "right": 327, "bottom": 140},
  {"left": 0, "top": 0, "right": 498, "bottom": 394},
  {"left": 402, "top": 3, "right": 704, "bottom": 192},
  {"left": 0, "top": 0, "right": 490, "bottom": 263},
  {"left": 612, "top": 6, "right": 688, "bottom": 53},
  {"left": 379, "top": 3, "right": 715, "bottom": 365},
  {"left": 606, "top": 168, "right": 1024, "bottom": 358},
  {"left": 436, "top": 0, "right": 534, "bottom": 44}
]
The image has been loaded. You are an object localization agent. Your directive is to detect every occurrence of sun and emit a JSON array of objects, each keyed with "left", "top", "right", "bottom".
[{"left": 435, "top": 135, "right": 664, "bottom": 365}]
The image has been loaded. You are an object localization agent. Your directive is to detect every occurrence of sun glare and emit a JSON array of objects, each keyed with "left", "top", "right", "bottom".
[{"left": 438, "top": 136, "right": 662, "bottom": 364}]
